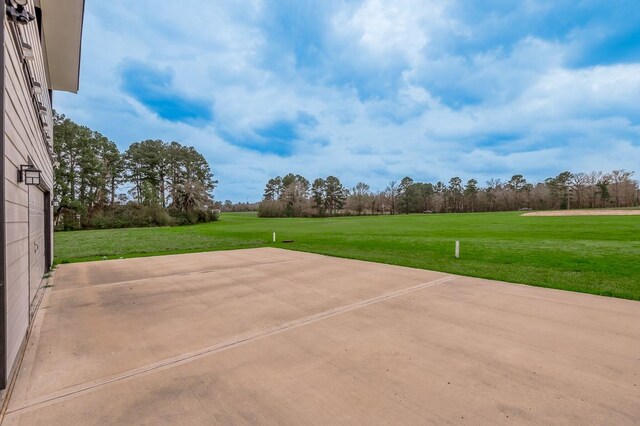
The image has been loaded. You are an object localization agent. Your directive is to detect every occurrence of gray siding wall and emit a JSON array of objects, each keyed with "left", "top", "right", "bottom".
[{"left": 3, "top": 4, "right": 54, "bottom": 381}]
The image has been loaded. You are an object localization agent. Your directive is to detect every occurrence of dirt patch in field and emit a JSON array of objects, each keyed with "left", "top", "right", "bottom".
[{"left": 523, "top": 209, "right": 640, "bottom": 216}]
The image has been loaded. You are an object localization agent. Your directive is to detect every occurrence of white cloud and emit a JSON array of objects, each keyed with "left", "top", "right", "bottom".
[{"left": 55, "top": 0, "right": 640, "bottom": 201}]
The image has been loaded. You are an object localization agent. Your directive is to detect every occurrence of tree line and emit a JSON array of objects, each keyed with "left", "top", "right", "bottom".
[
  {"left": 54, "top": 112, "right": 218, "bottom": 230},
  {"left": 258, "top": 171, "right": 639, "bottom": 217}
]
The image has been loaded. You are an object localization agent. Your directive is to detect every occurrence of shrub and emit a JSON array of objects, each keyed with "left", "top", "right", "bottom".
[
  {"left": 258, "top": 200, "right": 286, "bottom": 217},
  {"left": 56, "top": 204, "right": 219, "bottom": 231},
  {"left": 167, "top": 208, "right": 219, "bottom": 225}
]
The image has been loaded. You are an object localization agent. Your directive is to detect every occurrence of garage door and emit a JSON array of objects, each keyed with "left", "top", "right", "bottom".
[{"left": 28, "top": 186, "right": 46, "bottom": 304}]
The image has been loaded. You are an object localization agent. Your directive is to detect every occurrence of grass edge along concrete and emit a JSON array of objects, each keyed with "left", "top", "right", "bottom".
[{"left": 54, "top": 211, "right": 640, "bottom": 301}]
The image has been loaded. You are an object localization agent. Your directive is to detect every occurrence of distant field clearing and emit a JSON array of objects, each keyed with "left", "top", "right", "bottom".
[{"left": 523, "top": 209, "right": 640, "bottom": 216}]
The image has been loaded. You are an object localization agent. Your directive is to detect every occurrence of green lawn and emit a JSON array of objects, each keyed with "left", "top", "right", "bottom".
[{"left": 55, "top": 212, "right": 640, "bottom": 300}]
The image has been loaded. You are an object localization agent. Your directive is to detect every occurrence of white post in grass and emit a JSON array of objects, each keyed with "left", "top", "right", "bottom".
[
  {"left": 272, "top": 232, "right": 276, "bottom": 243},
  {"left": 455, "top": 241, "right": 460, "bottom": 259}
]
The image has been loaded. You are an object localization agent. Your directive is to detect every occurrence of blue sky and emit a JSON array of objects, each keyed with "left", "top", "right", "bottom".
[{"left": 55, "top": 0, "right": 640, "bottom": 201}]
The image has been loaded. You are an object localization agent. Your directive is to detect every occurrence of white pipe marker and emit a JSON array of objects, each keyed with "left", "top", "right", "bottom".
[
  {"left": 273, "top": 232, "right": 276, "bottom": 243},
  {"left": 455, "top": 241, "right": 460, "bottom": 259}
]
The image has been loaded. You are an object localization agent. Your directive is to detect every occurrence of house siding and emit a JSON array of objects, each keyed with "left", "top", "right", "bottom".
[{"left": 3, "top": 2, "right": 54, "bottom": 383}]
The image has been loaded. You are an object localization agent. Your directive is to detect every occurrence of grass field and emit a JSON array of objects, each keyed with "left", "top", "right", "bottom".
[{"left": 54, "top": 212, "right": 640, "bottom": 300}]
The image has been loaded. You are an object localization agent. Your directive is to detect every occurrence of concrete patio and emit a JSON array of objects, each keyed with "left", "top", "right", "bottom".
[{"left": 1, "top": 248, "right": 639, "bottom": 425}]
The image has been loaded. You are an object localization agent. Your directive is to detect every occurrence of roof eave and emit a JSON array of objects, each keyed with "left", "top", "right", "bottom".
[{"left": 40, "top": 0, "right": 85, "bottom": 93}]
